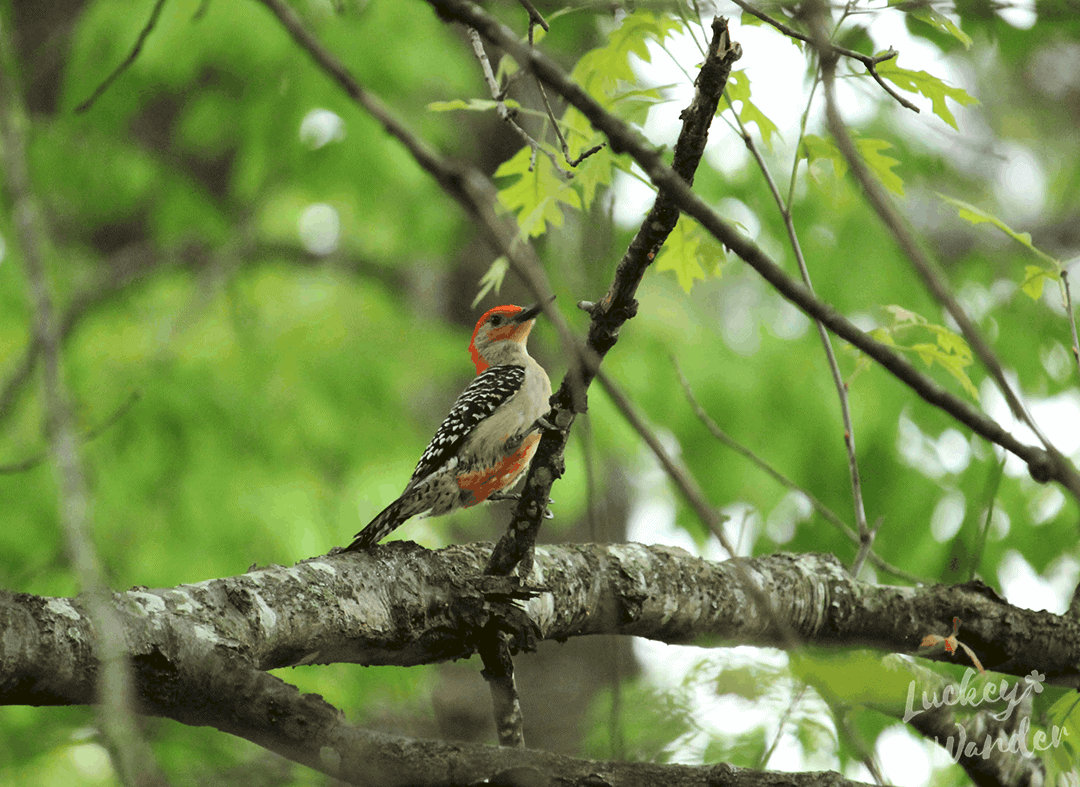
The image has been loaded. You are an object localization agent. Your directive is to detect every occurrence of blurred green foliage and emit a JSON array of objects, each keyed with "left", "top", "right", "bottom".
[{"left": 1, "top": 0, "right": 1078, "bottom": 784}]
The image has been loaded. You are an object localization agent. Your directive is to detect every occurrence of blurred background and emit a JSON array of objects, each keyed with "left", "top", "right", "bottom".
[{"left": 1, "top": 0, "right": 1078, "bottom": 784}]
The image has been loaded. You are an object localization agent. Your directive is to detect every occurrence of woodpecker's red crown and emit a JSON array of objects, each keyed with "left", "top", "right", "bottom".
[{"left": 469, "top": 303, "right": 542, "bottom": 373}]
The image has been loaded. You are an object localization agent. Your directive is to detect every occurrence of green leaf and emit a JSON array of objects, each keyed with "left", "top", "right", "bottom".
[
  {"left": 937, "top": 194, "right": 1060, "bottom": 266},
  {"left": 655, "top": 216, "right": 725, "bottom": 292},
  {"left": 495, "top": 146, "right": 582, "bottom": 238},
  {"left": 799, "top": 134, "right": 902, "bottom": 194},
  {"left": 884, "top": 304, "right": 925, "bottom": 325},
  {"left": 571, "top": 11, "right": 683, "bottom": 104},
  {"left": 720, "top": 70, "right": 780, "bottom": 150},
  {"left": 873, "top": 305, "right": 979, "bottom": 400},
  {"left": 1046, "top": 692, "right": 1080, "bottom": 781},
  {"left": 875, "top": 58, "right": 979, "bottom": 130},
  {"left": 905, "top": 6, "right": 973, "bottom": 49},
  {"left": 937, "top": 194, "right": 1062, "bottom": 299},
  {"left": 427, "top": 98, "right": 520, "bottom": 113},
  {"left": 791, "top": 650, "right": 916, "bottom": 713},
  {"left": 855, "top": 138, "right": 904, "bottom": 196},
  {"left": 1021, "top": 265, "right": 1055, "bottom": 300},
  {"left": 472, "top": 256, "right": 509, "bottom": 308},
  {"left": 610, "top": 85, "right": 671, "bottom": 125},
  {"left": 800, "top": 133, "right": 846, "bottom": 182},
  {"left": 570, "top": 143, "right": 615, "bottom": 212}
]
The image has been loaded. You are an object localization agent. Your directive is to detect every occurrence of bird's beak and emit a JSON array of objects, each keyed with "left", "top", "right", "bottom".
[{"left": 513, "top": 295, "right": 556, "bottom": 324}]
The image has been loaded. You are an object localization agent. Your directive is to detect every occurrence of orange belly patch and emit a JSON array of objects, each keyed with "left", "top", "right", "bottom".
[{"left": 455, "top": 433, "right": 541, "bottom": 506}]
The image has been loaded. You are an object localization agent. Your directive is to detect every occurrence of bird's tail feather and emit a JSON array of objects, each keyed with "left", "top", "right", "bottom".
[{"left": 344, "top": 499, "right": 406, "bottom": 551}]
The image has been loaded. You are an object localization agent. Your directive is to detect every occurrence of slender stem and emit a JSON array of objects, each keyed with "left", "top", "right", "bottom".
[
  {"left": 732, "top": 106, "right": 870, "bottom": 571},
  {"left": 1062, "top": 268, "right": 1080, "bottom": 382},
  {"left": 728, "top": 0, "right": 917, "bottom": 112},
  {"left": 674, "top": 360, "right": 926, "bottom": 584},
  {"left": 0, "top": 21, "right": 165, "bottom": 786}
]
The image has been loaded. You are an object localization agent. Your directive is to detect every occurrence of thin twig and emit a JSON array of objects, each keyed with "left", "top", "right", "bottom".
[
  {"left": 848, "top": 516, "right": 882, "bottom": 579},
  {"left": 467, "top": 28, "right": 569, "bottom": 176},
  {"left": 674, "top": 360, "right": 925, "bottom": 584},
  {"left": 731, "top": 98, "right": 870, "bottom": 572},
  {"left": 1062, "top": 267, "right": 1080, "bottom": 382},
  {"left": 516, "top": 0, "right": 549, "bottom": 42},
  {"left": 0, "top": 391, "right": 141, "bottom": 475},
  {"left": 758, "top": 684, "right": 806, "bottom": 768},
  {"left": 534, "top": 77, "right": 603, "bottom": 167},
  {"left": 728, "top": 0, "right": 918, "bottom": 112},
  {"left": 75, "top": 0, "right": 168, "bottom": 113}
]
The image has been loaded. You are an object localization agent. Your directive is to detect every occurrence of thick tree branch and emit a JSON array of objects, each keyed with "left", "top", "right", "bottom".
[
  {"left": 0, "top": 627, "right": 877, "bottom": 786},
  {"left": 3, "top": 547, "right": 1077, "bottom": 693},
  {"left": 427, "top": 0, "right": 1080, "bottom": 503}
]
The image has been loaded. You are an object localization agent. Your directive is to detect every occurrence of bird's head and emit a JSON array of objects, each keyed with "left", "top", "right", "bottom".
[{"left": 468, "top": 302, "right": 544, "bottom": 373}]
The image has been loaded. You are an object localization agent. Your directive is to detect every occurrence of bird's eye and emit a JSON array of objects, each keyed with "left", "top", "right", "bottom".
[{"left": 490, "top": 315, "right": 503, "bottom": 327}]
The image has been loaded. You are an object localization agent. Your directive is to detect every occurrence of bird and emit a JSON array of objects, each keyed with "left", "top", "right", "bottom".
[{"left": 345, "top": 302, "right": 553, "bottom": 550}]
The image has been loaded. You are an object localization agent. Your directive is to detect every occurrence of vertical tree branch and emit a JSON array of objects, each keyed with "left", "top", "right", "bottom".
[
  {"left": 486, "top": 16, "right": 744, "bottom": 577},
  {"left": 0, "top": 20, "right": 167, "bottom": 787}
]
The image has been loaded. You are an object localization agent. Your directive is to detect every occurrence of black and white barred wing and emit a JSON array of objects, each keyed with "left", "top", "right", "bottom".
[{"left": 408, "top": 364, "right": 526, "bottom": 483}]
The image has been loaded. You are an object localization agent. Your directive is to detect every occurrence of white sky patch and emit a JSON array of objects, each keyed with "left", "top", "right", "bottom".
[
  {"left": 979, "top": 378, "right": 1080, "bottom": 478},
  {"left": 766, "top": 491, "right": 813, "bottom": 543},
  {"left": 930, "top": 490, "right": 965, "bottom": 541},
  {"left": 992, "top": 142, "right": 1047, "bottom": 223},
  {"left": 1028, "top": 485, "right": 1065, "bottom": 525},
  {"left": 298, "top": 203, "right": 341, "bottom": 255},
  {"left": 997, "top": 0, "right": 1037, "bottom": 29},
  {"left": 611, "top": 164, "right": 659, "bottom": 228},
  {"left": 897, "top": 411, "right": 972, "bottom": 478},
  {"left": 299, "top": 108, "right": 346, "bottom": 149},
  {"left": 876, "top": 726, "right": 933, "bottom": 787},
  {"left": 998, "top": 549, "right": 1070, "bottom": 613}
]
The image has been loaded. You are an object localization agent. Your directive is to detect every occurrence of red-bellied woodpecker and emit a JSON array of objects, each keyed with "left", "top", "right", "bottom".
[{"left": 345, "top": 303, "right": 553, "bottom": 550}]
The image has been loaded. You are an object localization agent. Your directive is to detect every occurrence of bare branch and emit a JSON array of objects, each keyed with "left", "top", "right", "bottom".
[
  {"left": 673, "top": 359, "right": 925, "bottom": 584},
  {"left": 728, "top": 0, "right": 918, "bottom": 112},
  {"left": 732, "top": 103, "right": 870, "bottom": 572},
  {"left": 6, "top": 547, "right": 1079, "bottom": 686},
  {"left": 0, "top": 391, "right": 140, "bottom": 475},
  {"left": 75, "top": 0, "right": 168, "bottom": 113}
]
